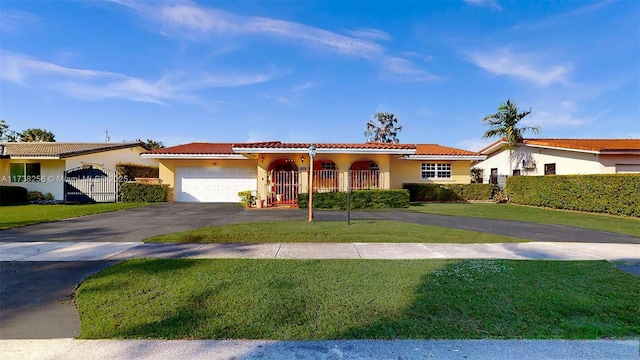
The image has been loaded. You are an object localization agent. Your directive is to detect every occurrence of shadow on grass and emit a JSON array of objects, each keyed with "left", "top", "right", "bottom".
[{"left": 78, "top": 260, "right": 640, "bottom": 340}]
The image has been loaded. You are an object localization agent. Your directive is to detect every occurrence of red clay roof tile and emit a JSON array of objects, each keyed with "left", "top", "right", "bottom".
[
  {"left": 144, "top": 143, "right": 235, "bottom": 155},
  {"left": 415, "top": 144, "right": 481, "bottom": 156}
]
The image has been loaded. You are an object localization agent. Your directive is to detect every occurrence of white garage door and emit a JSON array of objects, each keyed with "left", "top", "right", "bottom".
[
  {"left": 176, "top": 166, "right": 257, "bottom": 202},
  {"left": 616, "top": 164, "right": 640, "bottom": 174}
]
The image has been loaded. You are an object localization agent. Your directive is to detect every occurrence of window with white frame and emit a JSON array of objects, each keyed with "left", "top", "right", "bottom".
[{"left": 421, "top": 163, "right": 451, "bottom": 179}]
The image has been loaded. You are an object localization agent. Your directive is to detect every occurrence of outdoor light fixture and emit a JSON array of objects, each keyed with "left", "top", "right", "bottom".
[
  {"left": 308, "top": 144, "right": 317, "bottom": 222},
  {"left": 301, "top": 155, "right": 305, "bottom": 163},
  {"left": 260, "top": 154, "right": 265, "bottom": 163}
]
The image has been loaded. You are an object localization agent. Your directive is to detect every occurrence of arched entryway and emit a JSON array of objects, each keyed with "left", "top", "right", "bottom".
[
  {"left": 349, "top": 160, "right": 380, "bottom": 190},
  {"left": 312, "top": 159, "right": 339, "bottom": 192},
  {"left": 267, "top": 158, "right": 299, "bottom": 206}
]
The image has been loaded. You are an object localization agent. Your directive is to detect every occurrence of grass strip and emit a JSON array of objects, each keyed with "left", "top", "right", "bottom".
[
  {"left": 76, "top": 259, "right": 640, "bottom": 340},
  {"left": 408, "top": 203, "right": 640, "bottom": 237},
  {"left": 0, "top": 203, "right": 151, "bottom": 230},
  {"left": 145, "top": 220, "right": 526, "bottom": 243}
]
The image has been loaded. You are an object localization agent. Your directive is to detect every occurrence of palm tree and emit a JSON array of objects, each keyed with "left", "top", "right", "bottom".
[
  {"left": 482, "top": 100, "right": 540, "bottom": 148},
  {"left": 364, "top": 112, "right": 402, "bottom": 143}
]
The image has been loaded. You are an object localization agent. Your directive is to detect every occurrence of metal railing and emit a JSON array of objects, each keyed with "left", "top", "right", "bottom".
[{"left": 349, "top": 170, "right": 381, "bottom": 190}]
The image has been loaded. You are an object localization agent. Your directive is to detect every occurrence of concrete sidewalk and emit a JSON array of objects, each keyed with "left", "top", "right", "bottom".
[
  {"left": 1, "top": 241, "right": 639, "bottom": 261},
  {"left": 2, "top": 339, "right": 639, "bottom": 360}
]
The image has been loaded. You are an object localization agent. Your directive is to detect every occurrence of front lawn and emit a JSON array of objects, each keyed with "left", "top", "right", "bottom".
[
  {"left": 0, "top": 203, "right": 151, "bottom": 230},
  {"left": 145, "top": 220, "right": 526, "bottom": 243},
  {"left": 409, "top": 203, "right": 640, "bottom": 237},
  {"left": 76, "top": 259, "right": 640, "bottom": 339}
]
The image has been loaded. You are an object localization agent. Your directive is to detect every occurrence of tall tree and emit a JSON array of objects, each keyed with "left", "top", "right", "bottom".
[
  {"left": 18, "top": 128, "right": 56, "bottom": 142},
  {"left": 0, "top": 120, "right": 17, "bottom": 142},
  {"left": 482, "top": 100, "right": 540, "bottom": 148},
  {"left": 364, "top": 112, "right": 402, "bottom": 143},
  {"left": 137, "top": 138, "right": 165, "bottom": 150}
]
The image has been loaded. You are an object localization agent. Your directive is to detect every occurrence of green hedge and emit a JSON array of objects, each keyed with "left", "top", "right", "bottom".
[
  {"left": 298, "top": 189, "right": 410, "bottom": 210},
  {"left": 115, "top": 163, "right": 159, "bottom": 182},
  {"left": 0, "top": 186, "right": 28, "bottom": 205},
  {"left": 403, "top": 183, "right": 494, "bottom": 202},
  {"left": 120, "top": 182, "right": 168, "bottom": 202},
  {"left": 506, "top": 174, "right": 640, "bottom": 217}
]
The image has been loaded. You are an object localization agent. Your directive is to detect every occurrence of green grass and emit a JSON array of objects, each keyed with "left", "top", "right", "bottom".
[
  {"left": 409, "top": 203, "right": 640, "bottom": 237},
  {"left": 145, "top": 220, "right": 526, "bottom": 243},
  {"left": 0, "top": 203, "right": 151, "bottom": 230},
  {"left": 76, "top": 259, "right": 640, "bottom": 340}
]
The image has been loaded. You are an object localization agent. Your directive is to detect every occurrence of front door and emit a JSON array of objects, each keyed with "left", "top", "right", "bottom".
[{"left": 490, "top": 168, "right": 498, "bottom": 185}]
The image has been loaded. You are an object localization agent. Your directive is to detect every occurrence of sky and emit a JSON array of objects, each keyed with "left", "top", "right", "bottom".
[{"left": 1, "top": 0, "right": 639, "bottom": 151}]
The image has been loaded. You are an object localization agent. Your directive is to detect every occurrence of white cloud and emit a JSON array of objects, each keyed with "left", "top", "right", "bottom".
[
  {"left": 257, "top": 93, "right": 290, "bottom": 106},
  {"left": 344, "top": 28, "right": 392, "bottom": 41},
  {"left": 111, "top": 0, "right": 437, "bottom": 82},
  {"left": 290, "top": 81, "right": 315, "bottom": 93},
  {"left": 464, "top": 0, "right": 502, "bottom": 11},
  {"left": 0, "top": 51, "right": 283, "bottom": 104},
  {"left": 0, "top": 10, "right": 40, "bottom": 32},
  {"left": 467, "top": 48, "right": 571, "bottom": 86},
  {"left": 456, "top": 137, "right": 495, "bottom": 152}
]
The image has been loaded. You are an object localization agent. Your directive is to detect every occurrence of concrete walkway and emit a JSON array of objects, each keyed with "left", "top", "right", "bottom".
[
  {"left": 1, "top": 241, "right": 639, "bottom": 261},
  {"left": 2, "top": 339, "right": 638, "bottom": 360}
]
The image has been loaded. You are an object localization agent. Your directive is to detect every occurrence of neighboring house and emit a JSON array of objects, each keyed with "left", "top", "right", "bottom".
[
  {"left": 475, "top": 138, "right": 640, "bottom": 185},
  {"left": 141, "top": 141, "right": 485, "bottom": 204},
  {"left": 0, "top": 142, "right": 157, "bottom": 202}
]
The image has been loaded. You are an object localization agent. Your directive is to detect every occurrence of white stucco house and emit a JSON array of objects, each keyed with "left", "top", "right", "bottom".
[
  {"left": 0, "top": 142, "right": 158, "bottom": 201},
  {"left": 474, "top": 138, "right": 640, "bottom": 185}
]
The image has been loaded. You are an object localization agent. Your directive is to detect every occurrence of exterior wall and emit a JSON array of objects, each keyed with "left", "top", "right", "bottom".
[
  {"left": 599, "top": 154, "right": 640, "bottom": 173},
  {"left": 158, "top": 158, "right": 259, "bottom": 201},
  {"left": 65, "top": 147, "right": 157, "bottom": 171},
  {"left": 475, "top": 145, "right": 603, "bottom": 182},
  {"left": 1, "top": 159, "right": 66, "bottom": 200},
  {"left": 389, "top": 159, "right": 472, "bottom": 188}
]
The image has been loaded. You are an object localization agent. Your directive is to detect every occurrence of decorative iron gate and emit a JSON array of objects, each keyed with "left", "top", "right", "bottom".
[
  {"left": 64, "top": 166, "right": 119, "bottom": 203},
  {"left": 267, "top": 170, "right": 300, "bottom": 207}
]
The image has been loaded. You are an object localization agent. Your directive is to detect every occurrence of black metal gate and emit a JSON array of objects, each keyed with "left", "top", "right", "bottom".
[{"left": 64, "top": 166, "right": 119, "bottom": 203}]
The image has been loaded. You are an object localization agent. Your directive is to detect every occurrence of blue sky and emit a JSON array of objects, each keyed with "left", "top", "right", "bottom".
[{"left": 1, "top": 0, "right": 638, "bottom": 150}]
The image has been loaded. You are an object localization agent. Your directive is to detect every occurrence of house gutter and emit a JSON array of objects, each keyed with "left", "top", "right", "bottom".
[
  {"left": 232, "top": 147, "right": 416, "bottom": 155},
  {"left": 403, "top": 155, "right": 486, "bottom": 161}
]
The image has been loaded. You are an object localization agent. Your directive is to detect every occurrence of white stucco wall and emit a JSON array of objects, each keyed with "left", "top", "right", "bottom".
[
  {"left": 65, "top": 147, "right": 158, "bottom": 171},
  {"left": 475, "top": 145, "right": 603, "bottom": 182},
  {"left": 3, "top": 160, "right": 66, "bottom": 200},
  {"left": 1, "top": 146, "right": 158, "bottom": 201}
]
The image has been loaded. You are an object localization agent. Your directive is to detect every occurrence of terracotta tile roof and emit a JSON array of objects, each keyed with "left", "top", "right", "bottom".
[
  {"left": 0, "top": 142, "right": 146, "bottom": 158},
  {"left": 144, "top": 143, "right": 235, "bottom": 155},
  {"left": 523, "top": 138, "right": 640, "bottom": 152},
  {"left": 480, "top": 138, "right": 640, "bottom": 154},
  {"left": 415, "top": 144, "right": 481, "bottom": 156},
  {"left": 233, "top": 141, "right": 416, "bottom": 150}
]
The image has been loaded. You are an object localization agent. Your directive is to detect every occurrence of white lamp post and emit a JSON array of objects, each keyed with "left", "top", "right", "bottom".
[{"left": 308, "top": 144, "right": 316, "bottom": 222}]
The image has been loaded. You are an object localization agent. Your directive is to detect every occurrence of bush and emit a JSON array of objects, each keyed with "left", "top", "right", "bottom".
[
  {"left": 0, "top": 186, "right": 28, "bottom": 205},
  {"left": 506, "top": 174, "right": 640, "bottom": 217},
  {"left": 238, "top": 190, "right": 256, "bottom": 208},
  {"left": 403, "top": 183, "right": 494, "bottom": 202},
  {"left": 115, "top": 163, "right": 159, "bottom": 182},
  {"left": 298, "top": 190, "right": 410, "bottom": 210},
  {"left": 119, "top": 182, "right": 168, "bottom": 202}
]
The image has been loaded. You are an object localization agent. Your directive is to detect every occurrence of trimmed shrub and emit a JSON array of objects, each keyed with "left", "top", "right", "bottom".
[
  {"left": 115, "top": 163, "right": 159, "bottom": 182},
  {"left": 298, "top": 189, "right": 410, "bottom": 210},
  {"left": 506, "top": 174, "right": 640, "bottom": 217},
  {"left": 119, "top": 182, "right": 168, "bottom": 202},
  {"left": 0, "top": 186, "right": 28, "bottom": 205},
  {"left": 403, "top": 183, "right": 494, "bottom": 202}
]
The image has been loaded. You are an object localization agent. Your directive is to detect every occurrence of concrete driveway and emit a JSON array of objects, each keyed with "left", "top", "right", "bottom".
[{"left": 1, "top": 203, "right": 638, "bottom": 244}]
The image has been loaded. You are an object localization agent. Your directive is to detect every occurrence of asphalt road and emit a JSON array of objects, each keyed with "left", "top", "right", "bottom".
[
  {"left": 1, "top": 203, "right": 638, "bottom": 244},
  {"left": 1, "top": 203, "right": 638, "bottom": 340}
]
